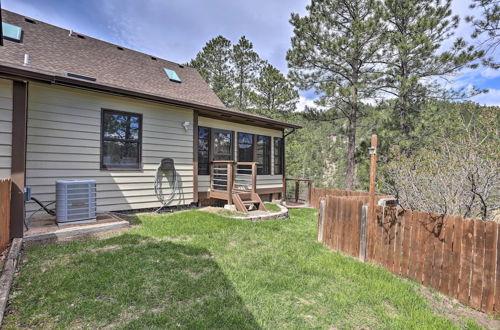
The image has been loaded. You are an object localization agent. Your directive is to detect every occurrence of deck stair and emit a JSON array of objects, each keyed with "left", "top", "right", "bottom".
[
  {"left": 232, "top": 192, "right": 266, "bottom": 214},
  {"left": 209, "top": 161, "right": 267, "bottom": 214}
]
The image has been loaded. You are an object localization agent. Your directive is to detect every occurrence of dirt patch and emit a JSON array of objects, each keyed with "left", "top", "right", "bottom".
[
  {"left": 415, "top": 284, "right": 499, "bottom": 329},
  {"left": 296, "top": 297, "right": 316, "bottom": 306},
  {"left": 382, "top": 301, "right": 398, "bottom": 317},
  {"left": 200, "top": 253, "right": 214, "bottom": 259},
  {"left": 90, "top": 245, "right": 122, "bottom": 253}
]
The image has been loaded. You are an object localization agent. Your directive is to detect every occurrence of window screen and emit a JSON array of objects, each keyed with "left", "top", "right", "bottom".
[
  {"left": 274, "top": 137, "right": 284, "bottom": 175},
  {"left": 101, "top": 109, "right": 142, "bottom": 169},
  {"left": 198, "top": 126, "right": 210, "bottom": 175},
  {"left": 238, "top": 133, "right": 254, "bottom": 162},
  {"left": 256, "top": 135, "right": 271, "bottom": 175},
  {"left": 213, "top": 129, "right": 233, "bottom": 161}
]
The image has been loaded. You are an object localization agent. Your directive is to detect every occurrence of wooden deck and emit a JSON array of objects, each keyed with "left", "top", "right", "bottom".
[{"left": 208, "top": 161, "right": 266, "bottom": 213}]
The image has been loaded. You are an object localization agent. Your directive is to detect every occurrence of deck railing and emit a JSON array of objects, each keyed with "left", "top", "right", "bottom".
[
  {"left": 209, "top": 161, "right": 257, "bottom": 204},
  {"left": 284, "top": 178, "right": 313, "bottom": 205}
]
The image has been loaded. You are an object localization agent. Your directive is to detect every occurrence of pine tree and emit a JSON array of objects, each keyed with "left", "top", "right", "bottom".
[
  {"left": 251, "top": 64, "right": 299, "bottom": 118},
  {"left": 381, "top": 0, "right": 484, "bottom": 141},
  {"left": 232, "top": 36, "right": 262, "bottom": 111},
  {"left": 466, "top": 0, "right": 499, "bottom": 68},
  {"left": 188, "top": 36, "right": 235, "bottom": 107},
  {"left": 287, "top": 0, "right": 385, "bottom": 190}
]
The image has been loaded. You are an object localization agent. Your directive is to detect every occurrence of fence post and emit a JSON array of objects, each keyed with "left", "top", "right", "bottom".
[
  {"left": 295, "top": 180, "right": 300, "bottom": 202},
  {"left": 318, "top": 199, "right": 326, "bottom": 242},
  {"left": 359, "top": 204, "right": 368, "bottom": 262},
  {"left": 367, "top": 135, "right": 378, "bottom": 262}
]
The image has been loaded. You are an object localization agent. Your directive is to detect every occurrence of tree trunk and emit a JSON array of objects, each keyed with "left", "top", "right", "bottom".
[{"left": 345, "top": 113, "right": 357, "bottom": 190}]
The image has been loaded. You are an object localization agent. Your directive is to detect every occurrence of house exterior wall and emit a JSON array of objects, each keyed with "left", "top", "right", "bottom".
[
  {"left": 197, "top": 117, "right": 284, "bottom": 193},
  {"left": 0, "top": 78, "right": 13, "bottom": 179},
  {"left": 25, "top": 83, "right": 195, "bottom": 217}
]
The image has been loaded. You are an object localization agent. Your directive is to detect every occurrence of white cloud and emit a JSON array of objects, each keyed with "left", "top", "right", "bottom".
[
  {"left": 471, "top": 88, "right": 500, "bottom": 106},
  {"left": 481, "top": 68, "right": 500, "bottom": 79},
  {"left": 296, "top": 96, "right": 316, "bottom": 112}
]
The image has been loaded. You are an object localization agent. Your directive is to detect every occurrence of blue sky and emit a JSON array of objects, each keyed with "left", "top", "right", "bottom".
[{"left": 3, "top": 0, "right": 499, "bottom": 107}]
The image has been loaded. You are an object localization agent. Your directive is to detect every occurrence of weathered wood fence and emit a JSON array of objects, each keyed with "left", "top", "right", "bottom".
[
  {"left": 0, "top": 179, "right": 11, "bottom": 252},
  {"left": 318, "top": 195, "right": 500, "bottom": 314}
]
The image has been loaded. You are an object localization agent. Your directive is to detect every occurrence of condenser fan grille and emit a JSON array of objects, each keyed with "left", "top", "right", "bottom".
[{"left": 56, "top": 180, "right": 96, "bottom": 223}]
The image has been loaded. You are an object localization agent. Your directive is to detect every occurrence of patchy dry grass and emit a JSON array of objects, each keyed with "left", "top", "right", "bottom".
[{"left": 3, "top": 209, "right": 484, "bottom": 329}]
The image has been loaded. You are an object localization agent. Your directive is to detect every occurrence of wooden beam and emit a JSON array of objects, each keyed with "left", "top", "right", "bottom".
[
  {"left": 10, "top": 81, "right": 28, "bottom": 239},
  {"left": 192, "top": 111, "right": 199, "bottom": 204},
  {"left": 367, "top": 134, "right": 378, "bottom": 256}
]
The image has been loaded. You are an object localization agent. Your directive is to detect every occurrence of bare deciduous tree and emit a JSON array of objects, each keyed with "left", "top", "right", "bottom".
[{"left": 384, "top": 108, "right": 499, "bottom": 220}]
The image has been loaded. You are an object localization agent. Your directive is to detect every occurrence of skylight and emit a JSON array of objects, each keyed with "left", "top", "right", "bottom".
[
  {"left": 164, "top": 68, "right": 181, "bottom": 83},
  {"left": 2, "top": 22, "right": 22, "bottom": 42}
]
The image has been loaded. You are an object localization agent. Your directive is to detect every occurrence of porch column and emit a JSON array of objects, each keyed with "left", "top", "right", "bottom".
[{"left": 10, "top": 80, "right": 28, "bottom": 239}]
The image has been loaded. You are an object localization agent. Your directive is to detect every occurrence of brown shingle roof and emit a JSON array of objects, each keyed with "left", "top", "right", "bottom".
[
  {"left": 0, "top": 9, "right": 225, "bottom": 108},
  {"left": 0, "top": 9, "right": 301, "bottom": 129}
]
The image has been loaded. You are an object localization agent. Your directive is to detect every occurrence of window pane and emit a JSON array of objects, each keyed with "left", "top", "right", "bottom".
[
  {"left": 198, "top": 127, "right": 210, "bottom": 175},
  {"left": 102, "top": 141, "right": 140, "bottom": 168},
  {"left": 103, "top": 112, "right": 140, "bottom": 141},
  {"left": 101, "top": 110, "right": 142, "bottom": 169},
  {"left": 257, "top": 135, "right": 271, "bottom": 175},
  {"left": 274, "top": 137, "right": 283, "bottom": 175},
  {"left": 238, "top": 133, "right": 254, "bottom": 162},
  {"left": 214, "top": 130, "right": 233, "bottom": 160}
]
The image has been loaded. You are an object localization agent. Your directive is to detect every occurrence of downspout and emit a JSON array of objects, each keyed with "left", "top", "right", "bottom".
[
  {"left": 281, "top": 128, "right": 297, "bottom": 202},
  {"left": 284, "top": 128, "right": 296, "bottom": 138}
]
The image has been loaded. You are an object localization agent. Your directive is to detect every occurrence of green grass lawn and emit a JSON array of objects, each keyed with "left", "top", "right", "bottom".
[{"left": 4, "top": 209, "right": 477, "bottom": 329}]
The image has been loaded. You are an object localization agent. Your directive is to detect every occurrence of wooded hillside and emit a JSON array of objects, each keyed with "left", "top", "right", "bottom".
[{"left": 188, "top": 0, "right": 499, "bottom": 220}]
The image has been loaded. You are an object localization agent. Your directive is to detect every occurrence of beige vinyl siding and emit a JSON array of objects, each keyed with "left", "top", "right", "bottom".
[
  {"left": 26, "top": 83, "right": 194, "bottom": 217},
  {"left": 198, "top": 117, "right": 284, "bottom": 193},
  {"left": 0, "top": 79, "right": 13, "bottom": 179}
]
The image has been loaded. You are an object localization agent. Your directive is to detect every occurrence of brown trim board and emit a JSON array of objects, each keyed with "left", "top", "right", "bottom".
[
  {"left": 10, "top": 80, "right": 28, "bottom": 239},
  {"left": 193, "top": 111, "right": 199, "bottom": 204},
  {"left": 198, "top": 187, "right": 283, "bottom": 200},
  {"left": 0, "top": 63, "right": 301, "bottom": 131}
]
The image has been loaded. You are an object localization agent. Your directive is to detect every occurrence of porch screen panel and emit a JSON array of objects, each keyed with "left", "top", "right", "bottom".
[
  {"left": 274, "top": 137, "right": 284, "bottom": 175},
  {"left": 238, "top": 132, "right": 254, "bottom": 162},
  {"left": 198, "top": 126, "right": 210, "bottom": 175},
  {"left": 256, "top": 135, "right": 271, "bottom": 175},
  {"left": 213, "top": 129, "right": 233, "bottom": 161}
]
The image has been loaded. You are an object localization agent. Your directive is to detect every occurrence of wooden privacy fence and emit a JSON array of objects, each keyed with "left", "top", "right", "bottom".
[
  {"left": 318, "top": 195, "right": 500, "bottom": 314},
  {"left": 0, "top": 179, "right": 11, "bottom": 252}
]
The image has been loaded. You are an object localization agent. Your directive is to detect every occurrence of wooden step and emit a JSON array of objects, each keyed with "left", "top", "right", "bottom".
[{"left": 242, "top": 200, "right": 260, "bottom": 204}]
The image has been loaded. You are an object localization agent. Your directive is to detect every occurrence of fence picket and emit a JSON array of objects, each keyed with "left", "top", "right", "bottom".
[
  {"left": 393, "top": 210, "right": 404, "bottom": 275},
  {"left": 431, "top": 216, "right": 445, "bottom": 291},
  {"left": 400, "top": 210, "right": 412, "bottom": 277},
  {"left": 439, "top": 216, "right": 454, "bottom": 295},
  {"left": 470, "top": 219, "right": 486, "bottom": 309},
  {"left": 422, "top": 214, "right": 434, "bottom": 286},
  {"left": 449, "top": 216, "right": 463, "bottom": 299},
  {"left": 495, "top": 222, "right": 500, "bottom": 314},
  {"left": 458, "top": 219, "right": 474, "bottom": 304},
  {"left": 481, "top": 221, "right": 497, "bottom": 313}
]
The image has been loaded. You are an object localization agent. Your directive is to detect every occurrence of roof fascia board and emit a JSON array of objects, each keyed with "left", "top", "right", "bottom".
[{"left": 0, "top": 63, "right": 301, "bottom": 129}]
